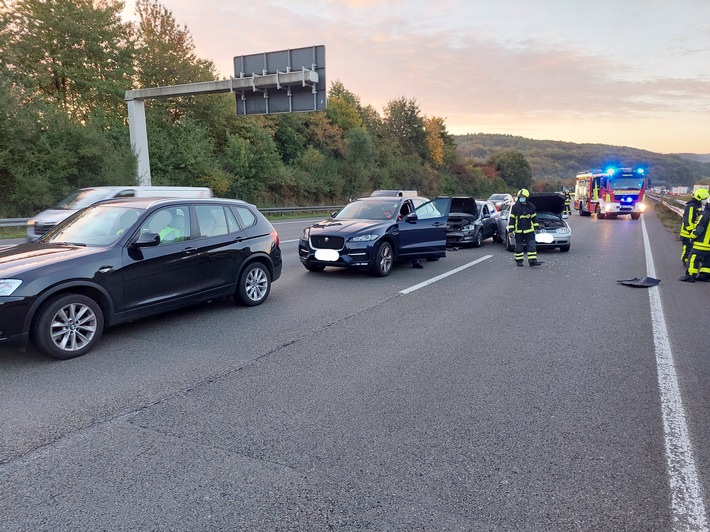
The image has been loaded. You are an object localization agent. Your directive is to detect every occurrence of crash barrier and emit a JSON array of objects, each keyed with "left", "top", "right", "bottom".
[
  {"left": 647, "top": 193, "right": 684, "bottom": 217},
  {"left": 0, "top": 206, "right": 345, "bottom": 228}
]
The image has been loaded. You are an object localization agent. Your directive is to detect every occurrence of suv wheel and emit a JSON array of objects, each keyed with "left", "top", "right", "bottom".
[
  {"left": 32, "top": 294, "right": 104, "bottom": 359},
  {"left": 370, "top": 241, "right": 393, "bottom": 277},
  {"left": 236, "top": 262, "right": 271, "bottom": 306}
]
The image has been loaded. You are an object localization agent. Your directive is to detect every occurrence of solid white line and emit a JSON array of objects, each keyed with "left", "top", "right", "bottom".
[
  {"left": 642, "top": 216, "right": 708, "bottom": 530},
  {"left": 281, "top": 238, "right": 299, "bottom": 244},
  {"left": 399, "top": 255, "right": 493, "bottom": 294}
]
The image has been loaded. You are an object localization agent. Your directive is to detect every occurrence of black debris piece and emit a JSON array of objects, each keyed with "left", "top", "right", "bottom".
[{"left": 616, "top": 276, "right": 661, "bottom": 288}]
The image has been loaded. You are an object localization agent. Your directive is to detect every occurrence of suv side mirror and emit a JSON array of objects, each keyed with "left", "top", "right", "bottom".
[
  {"left": 131, "top": 232, "right": 160, "bottom": 248},
  {"left": 404, "top": 212, "right": 418, "bottom": 223}
]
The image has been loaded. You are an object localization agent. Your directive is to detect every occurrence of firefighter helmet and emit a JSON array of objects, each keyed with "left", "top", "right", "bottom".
[
  {"left": 693, "top": 188, "right": 709, "bottom": 202},
  {"left": 517, "top": 188, "right": 530, "bottom": 198}
]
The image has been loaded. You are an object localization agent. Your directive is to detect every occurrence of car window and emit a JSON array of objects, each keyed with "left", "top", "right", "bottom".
[
  {"left": 232, "top": 206, "right": 256, "bottom": 228},
  {"left": 415, "top": 199, "right": 443, "bottom": 220},
  {"left": 140, "top": 206, "right": 191, "bottom": 245},
  {"left": 196, "top": 205, "right": 229, "bottom": 237}
]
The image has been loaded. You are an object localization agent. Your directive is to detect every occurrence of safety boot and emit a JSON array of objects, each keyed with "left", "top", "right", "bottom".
[
  {"left": 697, "top": 273, "right": 710, "bottom": 282},
  {"left": 529, "top": 260, "right": 542, "bottom": 267},
  {"left": 516, "top": 260, "right": 523, "bottom": 267},
  {"left": 679, "top": 274, "right": 697, "bottom": 283}
]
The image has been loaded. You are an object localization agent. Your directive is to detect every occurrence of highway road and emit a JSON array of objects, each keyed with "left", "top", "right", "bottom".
[{"left": 1, "top": 203, "right": 709, "bottom": 530}]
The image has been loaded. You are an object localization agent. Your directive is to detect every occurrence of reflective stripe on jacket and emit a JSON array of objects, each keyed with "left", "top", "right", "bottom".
[
  {"left": 508, "top": 201, "right": 538, "bottom": 234},
  {"left": 691, "top": 209, "right": 710, "bottom": 251},
  {"left": 680, "top": 198, "right": 702, "bottom": 239}
]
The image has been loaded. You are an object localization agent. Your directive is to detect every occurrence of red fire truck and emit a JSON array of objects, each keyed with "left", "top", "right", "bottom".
[{"left": 574, "top": 166, "right": 648, "bottom": 219}]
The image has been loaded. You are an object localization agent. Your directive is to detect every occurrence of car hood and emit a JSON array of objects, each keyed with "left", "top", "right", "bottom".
[
  {"left": 450, "top": 197, "right": 478, "bottom": 216},
  {"left": 0, "top": 242, "right": 107, "bottom": 277},
  {"left": 529, "top": 194, "right": 564, "bottom": 215},
  {"left": 308, "top": 218, "right": 390, "bottom": 235}
]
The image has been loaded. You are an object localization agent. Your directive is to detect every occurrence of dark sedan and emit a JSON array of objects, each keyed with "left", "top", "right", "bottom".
[
  {"left": 299, "top": 195, "right": 451, "bottom": 276},
  {"left": 446, "top": 198, "right": 500, "bottom": 248},
  {"left": 0, "top": 197, "right": 282, "bottom": 359}
]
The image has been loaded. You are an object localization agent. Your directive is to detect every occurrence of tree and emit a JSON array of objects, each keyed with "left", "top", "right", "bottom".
[
  {"left": 326, "top": 81, "right": 363, "bottom": 132},
  {"left": 487, "top": 149, "right": 532, "bottom": 190},
  {"left": 0, "top": 0, "right": 134, "bottom": 121},
  {"left": 133, "top": 0, "right": 215, "bottom": 87},
  {"left": 383, "top": 97, "right": 428, "bottom": 160}
]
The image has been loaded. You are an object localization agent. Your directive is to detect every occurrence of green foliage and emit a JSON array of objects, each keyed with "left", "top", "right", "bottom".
[
  {"left": 487, "top": 149, "right": 533, "bottom": 191},
  {"left": 1, "top": 0, "right": 134, "bottom": 121}
]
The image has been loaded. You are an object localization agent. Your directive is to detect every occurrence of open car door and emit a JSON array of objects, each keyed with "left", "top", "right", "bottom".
[{"left": 398, "top": 197, "right": 451, "bottom": 258}]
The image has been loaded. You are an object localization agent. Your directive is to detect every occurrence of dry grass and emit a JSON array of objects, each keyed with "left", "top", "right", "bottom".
[{"left": 650, "top": 201, "right": 682, "bottom": 239}]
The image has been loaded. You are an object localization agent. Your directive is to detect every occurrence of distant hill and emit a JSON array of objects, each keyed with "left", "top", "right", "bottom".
[
  {"left": 454, "top": 133, "right": 710, "bottom": 186},
  {"left": 677, "top": 153, "right": 710, "bottom": 164}
]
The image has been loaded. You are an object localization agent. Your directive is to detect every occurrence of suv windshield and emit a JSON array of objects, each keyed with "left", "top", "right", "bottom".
[
  {"left": 335, "top": 199, "right": 401, "bottom": 220},
  {"left": 40, "top": 205, "right": 142, "bottom": 246}
]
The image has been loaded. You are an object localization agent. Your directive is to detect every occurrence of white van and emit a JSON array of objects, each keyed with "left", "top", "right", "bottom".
[{"left": 27, "top": 186, "right": 213, "bottom": 240}]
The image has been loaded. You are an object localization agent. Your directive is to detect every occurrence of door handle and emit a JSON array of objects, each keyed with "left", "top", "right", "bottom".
[
  {"left": 98, "top": 266, "right": 114, "bottom": 274},
  {"left": 183, "top": 247, "right": 197, "bottom": 254}
]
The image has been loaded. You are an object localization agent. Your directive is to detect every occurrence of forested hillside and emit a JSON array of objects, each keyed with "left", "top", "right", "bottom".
[{"left": 455, "top": 134, "right": 710, "bottom": 189}]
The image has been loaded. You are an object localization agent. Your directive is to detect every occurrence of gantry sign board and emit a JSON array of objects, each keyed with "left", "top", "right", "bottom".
[{"left": 232, "top": 45, "right": 326, "bottom": 115}]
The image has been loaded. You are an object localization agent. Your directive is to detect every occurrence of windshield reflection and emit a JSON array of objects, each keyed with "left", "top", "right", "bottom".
[{"left": 40, "top": 205, "right": 142, "bottom": 247}]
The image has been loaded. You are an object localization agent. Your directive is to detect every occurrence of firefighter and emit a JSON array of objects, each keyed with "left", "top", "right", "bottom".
[
  {"left": 680, "top": 200, "right": 710, "bottom": 282},
  {"left": 508, "top": 188, "right": 541, "bottom": 267},
  {"left": 563, "top": 188, "right": 572, "bottom": 216},
  {"left": 680, "top": 188, "right": 709, "bottom": 267}
]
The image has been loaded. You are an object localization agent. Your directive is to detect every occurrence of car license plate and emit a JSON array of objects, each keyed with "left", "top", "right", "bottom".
[
  {"left": 315, "top": 249, "right": 339, "bottom": 261},
  {"left": 536, "top": 233, "right": 554, "bottom": 244}
]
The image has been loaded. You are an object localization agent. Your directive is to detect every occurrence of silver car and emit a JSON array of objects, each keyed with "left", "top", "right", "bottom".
[{"left": 498, "top": 193, "right": 571, "bottom": 252}]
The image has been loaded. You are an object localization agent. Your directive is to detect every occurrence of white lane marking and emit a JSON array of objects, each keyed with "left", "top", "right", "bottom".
[
  {"left": 281, "top": 239, "right": 299, "bottom": 244},
  {"left": 399, "top": 255, "right": 493, "bottom": 295},
  {"left": 642, "top": 216, "right": 708, "bottom": 530}
]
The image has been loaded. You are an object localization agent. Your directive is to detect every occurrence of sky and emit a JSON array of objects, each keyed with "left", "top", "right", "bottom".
[{"left": 123, "top": 0, "right": 710, "bottom": 154}]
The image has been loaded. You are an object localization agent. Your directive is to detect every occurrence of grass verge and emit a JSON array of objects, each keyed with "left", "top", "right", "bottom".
[
  {"left": 650, "top": 201, "right": 682, "bottom": 239},
  {"left": 0, "top": 227, "right": 25, "bottom": 239}
]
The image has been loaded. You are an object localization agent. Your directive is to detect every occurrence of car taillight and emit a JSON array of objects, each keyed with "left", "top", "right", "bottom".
[{"left": 271, "top": 230, "right": 280, "bottom": 246}]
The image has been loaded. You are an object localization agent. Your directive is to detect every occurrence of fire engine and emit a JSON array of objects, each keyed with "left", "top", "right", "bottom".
[{"left": 574, "top": 166, "right": 648, "bottom": 219}]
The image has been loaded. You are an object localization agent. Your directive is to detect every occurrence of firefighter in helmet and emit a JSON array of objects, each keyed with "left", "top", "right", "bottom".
[
  {"left": 680, "top": 194, "right": 710, "bottom": 282},
  {"left": 507, "top": 188, "right": 541, "bottom": 267},
  {"left": 563, "top": 188, "right": 572, "bottom": 216},
  {"left": 680, "top": 188, "right": 709, "bottom": 267}
]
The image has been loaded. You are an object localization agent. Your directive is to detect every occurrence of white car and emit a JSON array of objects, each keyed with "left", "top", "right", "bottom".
[{"left": 499, "top": 193, "right": 571, "bottom": 252}]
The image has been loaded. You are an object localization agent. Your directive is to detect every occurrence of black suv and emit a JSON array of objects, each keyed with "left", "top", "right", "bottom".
[{"left": 0, "top": 197, "right": 282, "bottom": 359}]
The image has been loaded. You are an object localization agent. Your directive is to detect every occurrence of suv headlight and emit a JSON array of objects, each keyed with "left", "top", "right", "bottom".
[
  {"left": 350, "top": 233, "right": 379, "bottom": 242},
  {"left": 462, "top": 224, "right": 475, "bottom": 232},
  {"left": 301, "top": 227, "right": 310, "bottom": 240},
  {"left": 0, "top": 279, "right": 22, "bottom": 296},
  {"left": 557, "top": 227, "right": 571, "bottom": 234}
]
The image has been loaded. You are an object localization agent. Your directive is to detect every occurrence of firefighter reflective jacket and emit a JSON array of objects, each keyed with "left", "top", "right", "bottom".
[
  {"left": 508, "top": 201, "right": 539, "bottom": 233},
  {"left": 680, "top": 198, "right": 703, "bottom": 239},
  {"left": 691, "top": 207, "right": 710, "bottom": 251}
]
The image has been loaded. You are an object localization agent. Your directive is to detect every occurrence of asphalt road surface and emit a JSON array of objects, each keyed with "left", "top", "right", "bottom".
[{"left": 1, "top": 203, "right": 709, "bottom": 530}]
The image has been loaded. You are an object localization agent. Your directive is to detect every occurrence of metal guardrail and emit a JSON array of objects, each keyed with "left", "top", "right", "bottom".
[
  {"left": 0, "top": 206, "right": 343, "bottom": 228},
  {"left": 647, "top": 193, "right": 684, "bottom": 217},
  {"left": 0, "top": 218, "right": 29, "bottom": 228}
]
